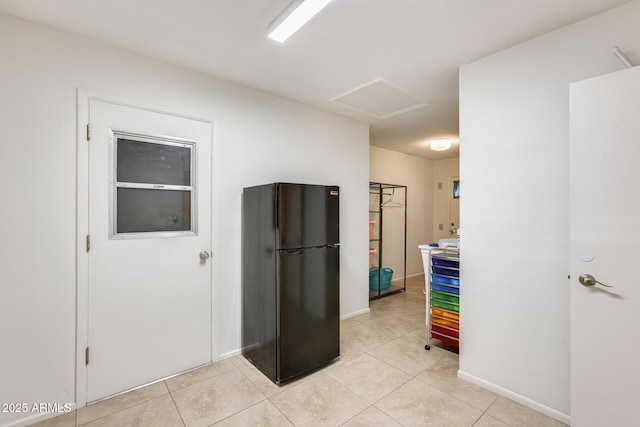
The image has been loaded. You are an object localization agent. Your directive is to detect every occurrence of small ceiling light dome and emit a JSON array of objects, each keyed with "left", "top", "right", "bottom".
[{"left": 430, "top": 138, "right": 452, "bottom": 151}]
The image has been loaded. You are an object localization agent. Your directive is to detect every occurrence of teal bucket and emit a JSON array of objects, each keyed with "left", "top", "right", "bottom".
[{"left": 369, "top": 268, "right": 393, "bottom": 291}]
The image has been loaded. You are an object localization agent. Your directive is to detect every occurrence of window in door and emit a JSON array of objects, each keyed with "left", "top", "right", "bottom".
[
  {"left": 110, "top": 130, "right": 197, "bottom": 239},
  {"left": 453, "top": 179, "right": 460, "bottom": 199}
]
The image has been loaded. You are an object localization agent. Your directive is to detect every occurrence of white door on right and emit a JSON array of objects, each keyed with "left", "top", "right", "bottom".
[{"left": 570, "top": 65, "right": 640, "bottom": 427}]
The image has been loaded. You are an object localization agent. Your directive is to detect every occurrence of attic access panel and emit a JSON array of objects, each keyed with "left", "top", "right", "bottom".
[{"left": 332, "top": 78, "right": 428, "bottom": 119}]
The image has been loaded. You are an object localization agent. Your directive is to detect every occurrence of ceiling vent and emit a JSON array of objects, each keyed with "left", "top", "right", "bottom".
[{"left": 331, "top": 78, "right": 428, "bottom": 119}]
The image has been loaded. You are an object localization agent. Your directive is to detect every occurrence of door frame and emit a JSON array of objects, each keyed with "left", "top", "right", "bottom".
[
  {"left": 75, "top": 88, "right": 218, "bottom": 407},
  {"left": 448, "top": 175, "right": 460, "bottom": 235}
]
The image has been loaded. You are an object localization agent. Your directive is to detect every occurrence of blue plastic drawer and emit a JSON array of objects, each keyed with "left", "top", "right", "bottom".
[
  {"left": 431, "top": 258, "right": 459, "bottom": 269},
  {"left": 431, "top": 274, "right": 460, "bottom": 286},
  {"left": 432, "top": 266, "right": 459, "bottom": 277},
  {"left": 432, "top": 283, "right": 459, "bottom": 295}
]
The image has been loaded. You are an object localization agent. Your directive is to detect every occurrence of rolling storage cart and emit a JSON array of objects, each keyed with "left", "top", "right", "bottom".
[{"left": 423, "top": 246, "right": 459, "bottom": 350}]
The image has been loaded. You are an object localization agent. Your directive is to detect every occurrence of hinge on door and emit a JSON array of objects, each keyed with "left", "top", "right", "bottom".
[
  {"left": 86, "top": 123, "right": 91, "bottom": 142},
  {"left": 86, "top": 235, "right": 91, "bottom": 252},
  {"left": 85, "top": 347, "right": 90, "bottom": 366}
]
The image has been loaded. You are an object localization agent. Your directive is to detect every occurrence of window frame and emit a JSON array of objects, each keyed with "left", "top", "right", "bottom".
[{"left": 108, "top": 129, "right": 198, "bottom": 240}]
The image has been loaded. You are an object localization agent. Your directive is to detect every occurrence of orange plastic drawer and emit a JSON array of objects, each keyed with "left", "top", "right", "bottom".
[
  {"left": 431, "top": 315, "right": 459, "bottom": 330},
  {"left": 431, "top": 307, "right": 459, "bottom": 322}
]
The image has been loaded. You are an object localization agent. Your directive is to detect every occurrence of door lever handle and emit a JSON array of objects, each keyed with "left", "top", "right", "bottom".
[{"left": 579, "top": 273, "right": 612, "bottom": 288}]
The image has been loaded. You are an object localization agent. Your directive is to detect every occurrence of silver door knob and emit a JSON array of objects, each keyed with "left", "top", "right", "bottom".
[
  {"left": 199, "top": 251, "right": 210, "bottom": 261},
  {"left": 578, "top": 273, "right": 612, "bottom": 288}
]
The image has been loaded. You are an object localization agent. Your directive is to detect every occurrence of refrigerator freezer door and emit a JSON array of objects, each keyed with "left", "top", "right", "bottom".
[
  {"left": 241, "top": 184, "right": 277, "bottom": 381},
  {"left": 277, "top": 246, "right": 340, "bottom": 382},
  {"left": 277, "top": 184, "right": 339, "bottom": 249}
]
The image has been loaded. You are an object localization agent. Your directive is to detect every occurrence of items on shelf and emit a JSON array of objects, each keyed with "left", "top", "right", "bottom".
[{"left": 369, "top": 182, "right": 407, "bottom": 299}]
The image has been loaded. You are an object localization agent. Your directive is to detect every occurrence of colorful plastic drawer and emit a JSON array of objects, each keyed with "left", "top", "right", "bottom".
[
  {"left": 431, "top": 299, "right": 459, "bottom": 312},
  {"left": 431, "top": 274, "right": 459, "bottom": 286},
  {"left": 431, "top": 315, "right": 459, "bottom": 330},
  {"left": 431, "top": 291, "right": 459, "bottom": 304},
  {"left": 432, "top": 266, "right": 459, "bottom": 277},
  {"left": 431, "top": 257, "right": 459, "bottom": 269},
  {"left": 431, "top": 331, "right": 459, "bottom": 347},
  {"left": 431, "top": 307, "right": 459, "bottom": 321},
  {"left": 432, "top": 283, "right": 459, "bottom": 295},
  {"left": 432, "top": 324, "right": 459, "bottom": 339}
]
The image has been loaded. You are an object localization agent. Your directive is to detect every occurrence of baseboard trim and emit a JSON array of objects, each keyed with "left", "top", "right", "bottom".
[
  {"left": 341, "top": 307, "right": 370, "bottom": 320},
  {"left": 389, "top": 272, "right": 423, "bottom": 283},
  {"left": 457, "top": 370, "right": 570, "bottom": 425},
  {"left": 219, "top": 349, "right": 241, "bottom": 360}
]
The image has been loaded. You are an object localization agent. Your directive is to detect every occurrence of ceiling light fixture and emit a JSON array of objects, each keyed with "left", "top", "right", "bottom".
[
  {"left": 612, "top": 46, "right": 634, "bottom": 68},
  {"left": 268, "top": 0, "right": 333, "bottom": 43},
  {"left": 430, "top": 139, "right": 452, "bottom": 151}
]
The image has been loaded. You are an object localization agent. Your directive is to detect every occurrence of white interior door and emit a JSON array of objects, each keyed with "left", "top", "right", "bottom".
[
  {"left": 570, "top": 66, "right": 640, "bottom": 426},
  {"left": 87, "top": 99, "right": 212, "bottom": 402}
]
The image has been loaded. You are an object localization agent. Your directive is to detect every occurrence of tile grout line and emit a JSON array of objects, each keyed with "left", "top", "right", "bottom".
[
  {"left": 75, "top": 391, "right": 169, "bottom": 426},
  {"left": 203, "top": 398, "right": 272, "bottom": 427},
  {"left": 338, "top": 404, "right": 373, "bottom": 426},
  {"left": 469, "top": 394, "right": 503, "bottom": 427},
  {"left": 266, "top": 398, "right": 297, "bottom": 427},
  {"left": 165, "top": 380, "right": 188, "bottom": 427},
  {"left": 233, "top": 356, "right": 309, "bottom": 426},
  {"left": 164, "top": 361, "right": 237, "bottom": 394},
  {"left": 412, "top": 371, "right": 500, "bottom": 423}
]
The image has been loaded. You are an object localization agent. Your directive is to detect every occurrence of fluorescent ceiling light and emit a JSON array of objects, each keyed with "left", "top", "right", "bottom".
[
  {"left": 268, "top": 0, "right": 333, "bottom": 43},
  {"left": 430, "top": 139, "right": 452, "bottom": 151}
]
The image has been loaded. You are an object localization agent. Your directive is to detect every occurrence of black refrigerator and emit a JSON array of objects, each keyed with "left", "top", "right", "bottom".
[{"left": 242, "top": 183, "right": 340, "bottom": 383}]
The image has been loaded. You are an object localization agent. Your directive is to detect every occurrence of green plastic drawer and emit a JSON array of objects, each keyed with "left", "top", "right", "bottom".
[
  {"left": 431, "top": 299, "right": 459, "bottom": 313},
  {"left": 431, "top": 291, "right": 459, "bottom": 304}
]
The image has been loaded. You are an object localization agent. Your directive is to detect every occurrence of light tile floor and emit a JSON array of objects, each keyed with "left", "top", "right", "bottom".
[{"left": 32, "top": 275, "right": 567, "bottom": 427}]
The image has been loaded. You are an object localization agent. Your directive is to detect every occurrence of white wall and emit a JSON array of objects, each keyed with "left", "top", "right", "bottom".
[
  {"left": 433, "top": 158, "right": 460, "bottom": 241},
  {"left": 369, "top": 146, "right": 433, "bottom": 278},
  {"left": 459, "top": 1, "right": 640, "bottom": 422},
  {"left": 0, "top": 14, "right": 369, "bottom": 427}
]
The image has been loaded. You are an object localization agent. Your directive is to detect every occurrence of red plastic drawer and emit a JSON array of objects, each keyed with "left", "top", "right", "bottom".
[
  {"left": 432, "top": 324, "right": 459, "bottom": 339},
  {"left": 431, "top": 331, "right": 459, "bottom": 347}
]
